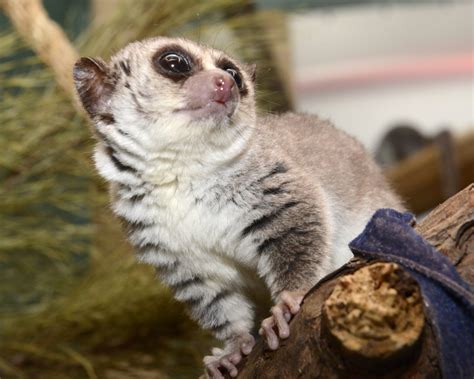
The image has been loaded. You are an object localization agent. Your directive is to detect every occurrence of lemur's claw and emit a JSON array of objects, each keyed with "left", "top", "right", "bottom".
[
  {"left": 204, "top": 333, "right": 255, "bottom": 378},
  {"left": 259, "top": 290, "right": 305, "bottom": 350}
]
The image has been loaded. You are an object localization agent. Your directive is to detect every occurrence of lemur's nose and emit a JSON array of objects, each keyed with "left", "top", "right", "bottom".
[
  {"left": 213, "top": 74, "right": 235, "bottom": 104},
  {"left": 182, "top": 69, "right": 238, "bottom": 112}
]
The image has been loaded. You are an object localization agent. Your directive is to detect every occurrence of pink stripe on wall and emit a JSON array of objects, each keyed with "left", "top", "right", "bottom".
[{"left": 294, "top": 52, "right": 474, "bottom": 93}]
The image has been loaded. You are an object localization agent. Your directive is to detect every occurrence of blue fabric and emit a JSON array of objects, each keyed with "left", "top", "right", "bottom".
[{"left": 349, "top": 209, "right": 474, "bottom": 379}]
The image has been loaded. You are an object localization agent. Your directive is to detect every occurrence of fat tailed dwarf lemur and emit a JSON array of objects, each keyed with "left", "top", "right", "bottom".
[{"left": 73, "top": 37, "right": 403, "bottom": 378}]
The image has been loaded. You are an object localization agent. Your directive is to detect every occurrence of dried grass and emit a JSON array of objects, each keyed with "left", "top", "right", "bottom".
[{"left": 0, "top": 1, "right": 290, "bottom": 377}]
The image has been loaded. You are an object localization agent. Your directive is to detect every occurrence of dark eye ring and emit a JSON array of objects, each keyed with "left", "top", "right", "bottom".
[
  {"left": 225, "top": 68, "right": 243, "bottom": 89},
  {"left": 158, "top": 52, "right": 191, "bottom": 75}
]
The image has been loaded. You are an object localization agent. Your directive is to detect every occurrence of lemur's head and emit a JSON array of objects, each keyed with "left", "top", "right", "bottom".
[{"left": 73, "top": 37, "right": 256, "bottom": 164}]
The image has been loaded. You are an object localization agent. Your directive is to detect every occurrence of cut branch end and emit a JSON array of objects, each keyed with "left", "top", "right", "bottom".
[{"left": 322, "top": 262, "right": 425, "bottom": 370}]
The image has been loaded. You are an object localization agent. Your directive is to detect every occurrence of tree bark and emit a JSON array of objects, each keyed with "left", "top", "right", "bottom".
[
  {"left": 415, "top": 183, "right": 474, "bottom": 285},
  {"left": 232, "top": 184, "right": 473, "bottom": 378}
]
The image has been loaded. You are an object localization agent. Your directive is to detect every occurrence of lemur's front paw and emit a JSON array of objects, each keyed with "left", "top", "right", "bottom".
[
  {"left": 259, "top": 290, "right": 305, "bottom": 350},
  {"left": 204, "top": 333, "right": 255, "bottom": 378}
]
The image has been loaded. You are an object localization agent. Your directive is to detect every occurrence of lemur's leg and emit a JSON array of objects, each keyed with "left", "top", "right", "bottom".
[
  {"left": 172, "top": 277, "right": 255, "bottom": 378},
  {"left": 251, "top": 195, "right": 330, "bottom": 350},
  {"left": 144, "top": 253, "right": 256, "bottom": 379}
]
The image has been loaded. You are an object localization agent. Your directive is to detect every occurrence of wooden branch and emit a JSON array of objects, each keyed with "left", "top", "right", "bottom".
[
  {"left": 322, "top": 262, "right": 424, "bottom": 370},
  {"left": 415, "top": 183, "right": 474, "bottom": 285},
  {"left": 1, "top": 0, "right": 81, "bottom": 111},
  {"left": 385, "top": 132, "right": 474, "bottom": 214},
  {"left": 231, "top": 184, "right": 473, "bottom": 378}
]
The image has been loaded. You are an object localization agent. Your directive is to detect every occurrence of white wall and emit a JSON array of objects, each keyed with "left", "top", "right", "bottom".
[{"left": 289, "top": 1, "right": 474, "bottom": 151}]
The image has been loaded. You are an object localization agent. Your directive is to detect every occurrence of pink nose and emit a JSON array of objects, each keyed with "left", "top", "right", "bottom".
[{"left": 213, "top": 74, "right": 235, "bottom": 104}]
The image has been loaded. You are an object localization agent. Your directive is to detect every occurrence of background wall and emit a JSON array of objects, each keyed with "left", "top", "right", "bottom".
[{"left": 289, "top": 1, "right": 473, "bottom": 150}]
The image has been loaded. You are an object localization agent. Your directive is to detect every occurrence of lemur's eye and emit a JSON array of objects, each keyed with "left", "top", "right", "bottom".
[
  {"left": 158, "top": 52, "right": 191, "bottom": 74},
  {"left": 225, "top": 68, "right": 243, "bottom": 89}
]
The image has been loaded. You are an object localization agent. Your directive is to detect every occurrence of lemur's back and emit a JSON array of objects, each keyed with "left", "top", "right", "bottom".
[
  {"left": 258, "top": 112, "right": 403, "bottom": 269},
  {"left": 259, "top": 112, "right": 403, "bottom": 214}
]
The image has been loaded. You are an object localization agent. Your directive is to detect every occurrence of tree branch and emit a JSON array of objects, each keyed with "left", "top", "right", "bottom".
[{"left": 232, "top": 184, "right": 473, "bottom": 378}]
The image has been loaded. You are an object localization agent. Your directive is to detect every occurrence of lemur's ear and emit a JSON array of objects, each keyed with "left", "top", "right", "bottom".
[
  {"left": 247, "top": 64, "right": 257, "bottom": 83},
  {"left": 73, "top": 57, "right": 114, "bottom": 118}
]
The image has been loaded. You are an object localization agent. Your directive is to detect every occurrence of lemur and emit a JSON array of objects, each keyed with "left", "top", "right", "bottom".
[{"left": 73, "top": 37, "right": 403, "bottom": 378}]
